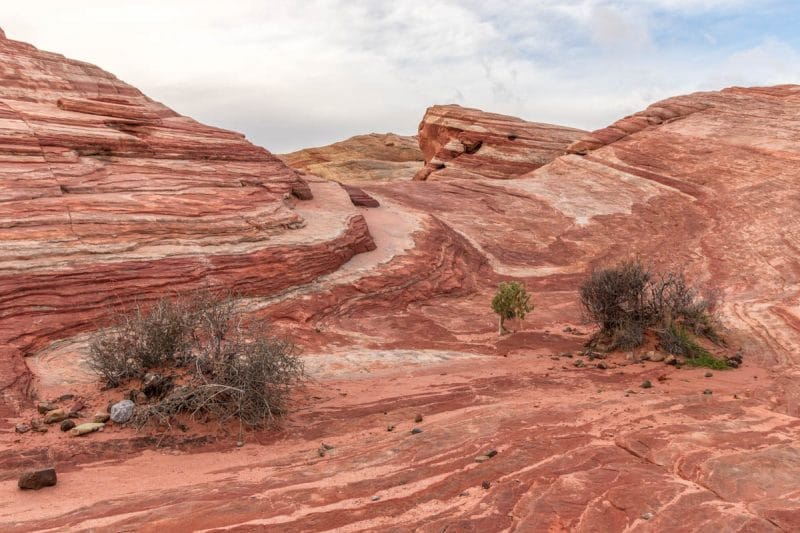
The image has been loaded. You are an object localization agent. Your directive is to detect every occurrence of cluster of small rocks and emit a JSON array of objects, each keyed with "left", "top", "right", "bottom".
[
  {"left": 725, "top": 350, "right": 744, "bottom": 368},
  {"left": 14, "top": 377, "right": 172, "bottom": 490},
  {"left": 16, "top": 397, "right": 136, "bottom": 438},
  {"left": 554, "top": 348, "right": 744, "bottom": 372}
]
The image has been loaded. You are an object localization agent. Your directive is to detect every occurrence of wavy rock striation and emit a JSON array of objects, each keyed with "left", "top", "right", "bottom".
[
  {"left": 0, "top": 32, "right": 374, "bottom": 411},
  {"left": 413, "top": 104, "right": 585, "bottom": 181}
]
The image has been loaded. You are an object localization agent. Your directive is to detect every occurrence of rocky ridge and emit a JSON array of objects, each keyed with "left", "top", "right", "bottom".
[
  {"left": 412, "top": 104, "right": 586, "bottom": 181},
  {"left": 280, "top": 132, "right": 423, "bottom": 183}
]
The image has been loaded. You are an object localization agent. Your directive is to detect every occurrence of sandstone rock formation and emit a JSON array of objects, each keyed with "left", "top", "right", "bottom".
[
  {"left": 2, "top": 28, "right": 800, "bottom": 533},
  {"left": 280, "top": 132, "right": 422, "bottom": 183},
  {"left": 0, "top": 31, "right": 375, "bottom": 413},
  {"left": 412, "top": 104, "right": 586, "bottom": 181}
]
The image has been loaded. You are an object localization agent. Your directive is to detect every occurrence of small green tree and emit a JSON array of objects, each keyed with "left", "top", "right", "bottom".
[{"left": 491, "top": 281, "right": 533, "bottom": 335}]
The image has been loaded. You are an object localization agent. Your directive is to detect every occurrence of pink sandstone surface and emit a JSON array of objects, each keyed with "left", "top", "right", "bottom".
[{"left": 1, "top": 31, "right": 800, "bottom": 532}]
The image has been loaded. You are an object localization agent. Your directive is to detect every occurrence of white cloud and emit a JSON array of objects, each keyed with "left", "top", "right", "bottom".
[
  {"left": 0, "top": 0, "right": 794, "bottom": 152},
  {"left": 589, "top": 5, "right": 651, "bottom": 48}
]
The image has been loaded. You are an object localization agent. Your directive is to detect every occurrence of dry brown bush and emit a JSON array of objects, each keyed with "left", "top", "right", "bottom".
[
  {"left": 580, "top": 260, "right": 722, "bottom": 352},
  {"left": 89, "top": 293, "right": 305, "bottom": 429}
]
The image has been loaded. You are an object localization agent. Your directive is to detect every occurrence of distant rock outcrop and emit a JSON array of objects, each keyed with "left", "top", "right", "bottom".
[
  {"left": 412, "top": 104, "right": 585, "bottom": 181},
  {"left": 280, "top": 133, "right": 423, "bottom": 183}
]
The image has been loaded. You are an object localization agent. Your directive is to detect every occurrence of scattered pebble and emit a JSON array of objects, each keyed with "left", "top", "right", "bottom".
[
  {"left": 14, "top": 423, "right": 30, "bottom": 434},
  {"left": 485, "top": 449, "right": 498, "bottom": 458},
  {"left": 68, "top": 400, "right": 85, "bottom": 417},
  {"left": 596, "top": 361, "right": 609, "bottom": 370},
  {"left": 60, "top": 419, "right": 76, "bottom": 432},
  {"left": 57, "top": 393, "right": 75, "bottom": 402},
  {"left": 236, "top": 441, "right": 244, "bottom": 448},
  {"left": 44, "top": 408, "right": 69, "bottom": 424},
  {"left": 36, "top": 402, "right": 57, "bottom": 415},
  {"left": 705, "top": 372, "right": 713, "bottom": 378},
  {"left": 703, "top": 389, "right": 713, "bottom": 395},
  {"left": 110, "top": 400, "right": 135, "bottom": 424},
  {"left": 411, "top": 428, "right": 423, "bottom": 435},
  {"left": 481, "top": 480, "right": 491, "bottom": 490},
  {"left": 371, "top": 495, "right": 380, "bottom": 501},
  {"left": 30, "top": 419, "right": 48, "bottom": 433},
  {"left": 18, "top": 468, "right": 57, "bottom": 490},
  {"left": 69, "top": 422, "right": 104, "bottom": 436},
  {"left": 93, "top": 412, "right": 110, "bottom": 424},
  {"left": 387, "top": 425, "right": 395, "bottom": 432},
  {"left": 475, "top": 455, "right": 490, "bottom": 463},
  {"left": 573, "top": 359, "right": 585, "bottom": 368},
  {"left": 414, "top": 413, "right": 423, "bottom": 423},
  {"left": 642, "top": 512, "right": 653, "bottom": 520},
  {"left": 640, "top": 380, "right": 652, "bottom": 389}
]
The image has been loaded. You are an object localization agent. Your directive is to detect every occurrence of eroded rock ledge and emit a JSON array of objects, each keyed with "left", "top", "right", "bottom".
[{"left": 413, "top": 104, "right": 585, "bottom": 181}]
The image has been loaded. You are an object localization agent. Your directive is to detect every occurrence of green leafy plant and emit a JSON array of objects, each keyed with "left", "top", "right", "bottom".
[{"left": 491, "top": 281, "right": 533, "bottom": 335}]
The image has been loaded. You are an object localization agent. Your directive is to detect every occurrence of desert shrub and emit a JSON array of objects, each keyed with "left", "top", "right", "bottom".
[
  {"left": 579, "top": 260, "right": 650, "bottom": 335},
  {"left": 609, "top": 318, "right": 645, "bottom": 351},
  {"left": 88, "top": 298, "right": 194, "bottom": 386},
  {"left": 89, "top": 293, "right": 305, "bottom": 429},
  {"left": 196, "top": 331, "right": 304, "bottom": 426},
  {"left": 647, "top": 272, "right": 722, "bottom": 340},
  {"left": 580, "top": 260, "right": 722, "bottom": 353},
  {"left": 491, "top": 281, "right": 533, "bottom": 335}
]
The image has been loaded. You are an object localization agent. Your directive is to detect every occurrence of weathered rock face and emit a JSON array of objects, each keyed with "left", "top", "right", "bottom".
[
  {"left": 280, "top": 133, "right": 423, "bottom": 183},
  {"left": 412, "top": 104, "right": 586, "bottom": 181},
  {"left": 0, "top": 32, "right": 375, "bottom": 411}
]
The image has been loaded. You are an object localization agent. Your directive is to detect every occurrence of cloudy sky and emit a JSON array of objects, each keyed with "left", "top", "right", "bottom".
[{"left": 1, "top": 1, "right": 798, "bottom": 152}]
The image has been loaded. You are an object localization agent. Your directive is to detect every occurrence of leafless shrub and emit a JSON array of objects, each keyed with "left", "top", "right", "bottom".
[
  {"left": 579, "top": 260, "right": 651, "bottom": 337},
  {"left": 580, "top": 260, "right": 722, "bottom": 351},
  {"left": 89, "top": 292, "right": 305, "bottom": 430},
  {"left": 88, "top": 298, "right": 194, "bottom": 386}
]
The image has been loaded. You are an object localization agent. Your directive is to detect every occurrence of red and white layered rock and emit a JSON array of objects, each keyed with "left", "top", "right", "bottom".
[
  {"left": 412, "top": 104, "right": 585, "bottom": 181},
  {"left": 0, "top": 31, "right": 374, "bottom": 410}
]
